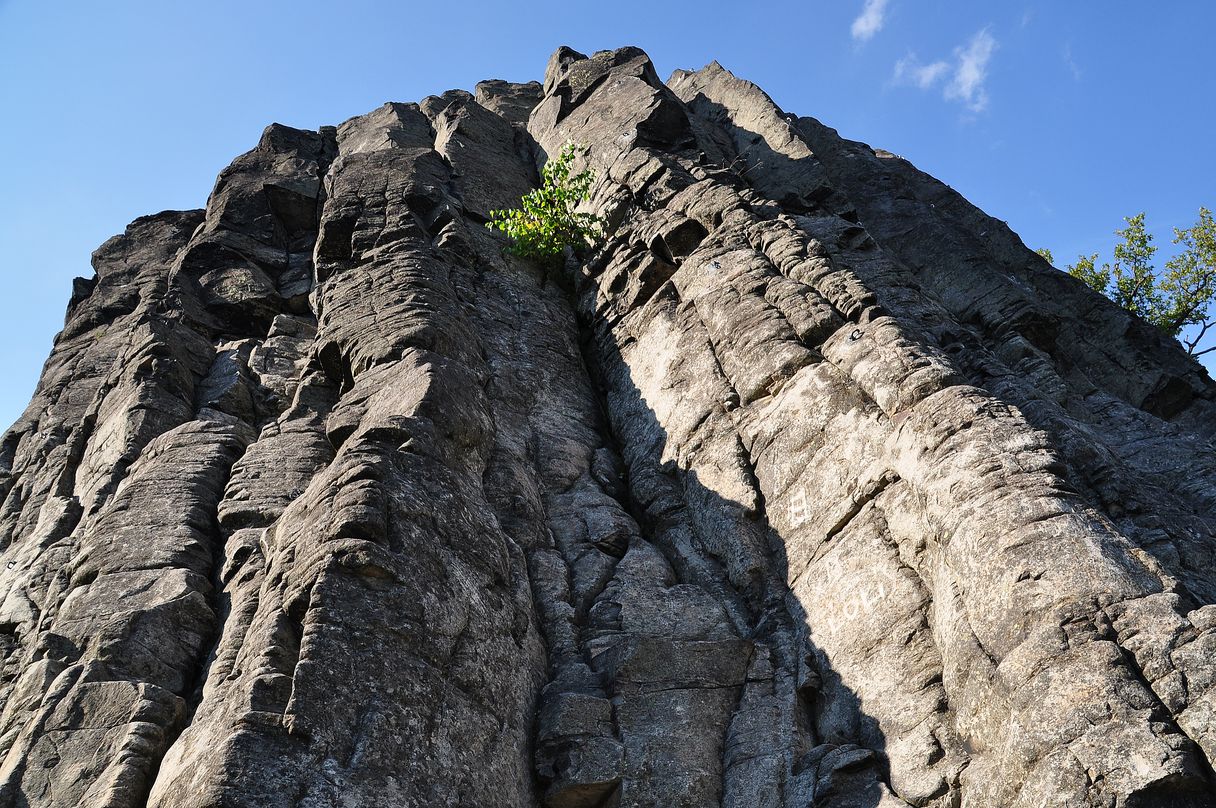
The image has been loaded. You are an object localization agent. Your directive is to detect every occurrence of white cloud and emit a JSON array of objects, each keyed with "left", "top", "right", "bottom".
[
  {"left": 894, "top": 54, "right": 950, "bottom": 89},
  {"left": 851, "top": 0, "right": 890, "bottom": 42},
  {"left": 944, "top": 27, "right": 998, "bottom": 112},
  {"left": 1063, "top": 42, "right": 1081, "bottom": 81},
  {"left": 894, "top": 27, "right": 998, "bottom": 114}
]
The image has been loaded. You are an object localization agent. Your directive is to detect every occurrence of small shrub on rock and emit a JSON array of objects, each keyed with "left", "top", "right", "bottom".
[{"left": 486, "top": 143, "right": 604, "bottom": 260}]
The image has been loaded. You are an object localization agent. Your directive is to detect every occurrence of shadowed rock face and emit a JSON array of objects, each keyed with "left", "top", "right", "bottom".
[{"left": 2, "top": 46, "right": 1216, "bottom": 808}]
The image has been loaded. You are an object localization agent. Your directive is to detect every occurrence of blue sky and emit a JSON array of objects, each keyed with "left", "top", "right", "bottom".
[{"left": 1, "top": 1, "right": 1213, "bottom": 429}]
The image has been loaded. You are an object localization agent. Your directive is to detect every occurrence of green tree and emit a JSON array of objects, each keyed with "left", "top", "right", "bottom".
[
  {"left": 1063, "top": 209, "right": 1216, "bottom": 356},
  {"left": 486, "top": 143, "right": 604, "bottom": 261},
  {"left": 1066, "top": 252, "right": 1106, "bottom": 293},
  {"left": 1160, "top": 207, "right": 1216, "bottom": 352}
]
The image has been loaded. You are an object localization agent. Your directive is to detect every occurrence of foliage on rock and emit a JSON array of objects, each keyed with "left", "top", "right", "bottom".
[
  {"left": 1051, "top": 209, "right": 1216, "bottom": 355},
  {"left": 486, "top": 143, "right": 604, "bottom": 260}
]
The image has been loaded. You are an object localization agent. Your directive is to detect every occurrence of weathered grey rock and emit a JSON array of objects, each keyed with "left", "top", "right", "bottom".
[{"left": 2, "top": 46, "right": 1215, "bottom": 808}]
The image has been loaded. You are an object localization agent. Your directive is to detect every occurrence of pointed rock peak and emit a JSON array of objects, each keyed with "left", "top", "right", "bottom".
[
  {"left": 542, "top": 45, "right": 662, "bottom": 101},
  {"left": 543, "top": 45, "right": 589, "bottom": 94},
  {"left": 336, "top": 101, "right": 433, "bottom": 154},
  {"left": 383, "top": 100, "right": 424, "bottom": 115},
  {"left": 529, "top": 44, "right": 695, "bottom": 155},
  {"left": 256, "top": 122, "right": 327, "bottom": 156},
  {"left": 474, "top": 79, "right": 543, "bottom": 126},
  {"left": 420, "top": 89, "right": 476, "bottom": 123},
  {"left": 668, "top": 60, "right": 731, "bottom": 88},
  {"left": 668, "top": 58, "right": 788, "bottom": 120},
  {"left": 91, "top": 209, "right": 205, "bottom": 277},
  {"left": 591, "top": 45, "right": 650, "bottom": 65},
  {"left": 593, "top": 46, "right": 662, "bottom": 88}
]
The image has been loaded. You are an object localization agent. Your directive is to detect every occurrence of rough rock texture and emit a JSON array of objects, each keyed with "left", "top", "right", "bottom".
[{"left": 3, "top": 46, "right": 1216, "bottom": 808}]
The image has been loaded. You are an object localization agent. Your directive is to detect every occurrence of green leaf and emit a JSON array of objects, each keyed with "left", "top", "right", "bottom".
[{"left": 486, "top": 142, "right": 606, "bottom": 261}]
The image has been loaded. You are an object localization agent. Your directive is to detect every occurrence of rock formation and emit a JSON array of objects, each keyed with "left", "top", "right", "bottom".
[{"left": 2, "top": 45, "right": 1216, "bottom": 807}]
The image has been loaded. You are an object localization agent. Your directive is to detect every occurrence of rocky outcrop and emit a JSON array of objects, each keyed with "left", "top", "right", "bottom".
[{"left": 2, "top": 45, "right": 1215, "bottom": 808}]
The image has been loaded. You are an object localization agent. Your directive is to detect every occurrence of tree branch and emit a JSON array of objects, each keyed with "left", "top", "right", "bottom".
[{"left": 1186, "top": 320, "right": 1214, "bottom": 355}]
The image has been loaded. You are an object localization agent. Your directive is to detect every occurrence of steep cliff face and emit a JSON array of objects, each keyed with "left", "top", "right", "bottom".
[{"left": 2, "top": 45, "right": 1215, "bottom": 808}]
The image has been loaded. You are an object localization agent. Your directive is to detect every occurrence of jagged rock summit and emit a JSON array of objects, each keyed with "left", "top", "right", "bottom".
[{"left": 2, "top": 45, "right": 1216, "bottom": 808}]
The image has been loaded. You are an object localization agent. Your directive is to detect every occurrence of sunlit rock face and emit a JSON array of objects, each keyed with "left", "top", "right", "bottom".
[{"left": 2, "top": 45, "right": 1216, "bottom": 808}]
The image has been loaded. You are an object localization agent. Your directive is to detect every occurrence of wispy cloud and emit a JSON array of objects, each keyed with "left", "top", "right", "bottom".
[
  {"left": 894, "top": 55, "right": 950, "bottom": 89},
  {"left": 944, "top": 28, "right": 998, "bottom": 111},
  {"left": 851, "top": 0, "right": 890, "bottom": 42},
  {"left": 1063, "top": 42, "right": 1081, "bottom": 81},
  {"left": 892, "top": 26, "right": 998, "bottom": 113}
]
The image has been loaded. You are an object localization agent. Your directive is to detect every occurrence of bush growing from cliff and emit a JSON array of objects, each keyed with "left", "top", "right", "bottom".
[
  {"left": 1043, "top": 208, "right": 1216, "bottom": 356},
  {"left": 487, "top": 143, "right": 604, "bottom": 260}
]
